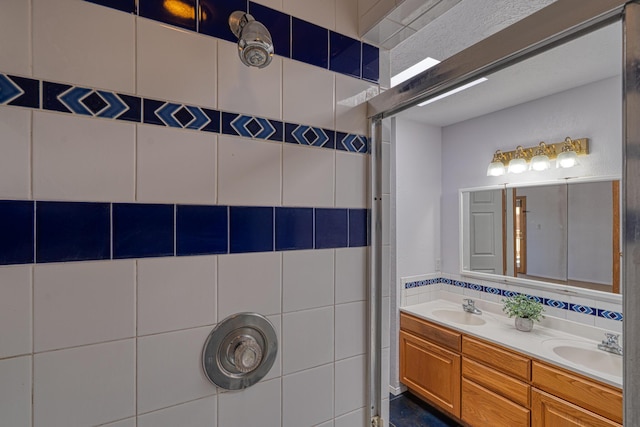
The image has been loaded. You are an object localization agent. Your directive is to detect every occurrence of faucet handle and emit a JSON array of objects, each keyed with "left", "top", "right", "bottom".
[
  {"left": 605, "top": 332, "right": 620, "bottom": 344},
  {"left": 463, "top": 298, "right": 475, "bottom": 306}
]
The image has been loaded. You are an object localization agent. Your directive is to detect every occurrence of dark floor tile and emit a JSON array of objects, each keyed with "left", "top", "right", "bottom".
[{"left": 390, "top": 393, "right": 462, "bottom": 427}]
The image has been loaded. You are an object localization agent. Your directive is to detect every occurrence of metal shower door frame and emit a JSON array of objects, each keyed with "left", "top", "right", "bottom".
[{"left": 366, "top": 0, "right": 640, "bottom": 424}]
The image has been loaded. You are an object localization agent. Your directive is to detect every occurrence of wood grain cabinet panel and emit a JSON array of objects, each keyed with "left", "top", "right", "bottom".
[
  {"left": 462, "top": 378, "right": 530, "bottom": 427},
  {"left": 532, "top": 388, "right": 621, "bottom": 427},
  {"left": 399, "top": 330, "right": 461, "bottom": 418},
  {"left": 462, "top": 335, "right": 530, "bottom": 381},
  {"left": 462, "top": 358, "right": 530, "bottom": 407},
  {"left": 532, "top": 361, "right": 622, "bottom": 424},
  {"left": 400, "top": 313, "right": 461, "bottom": 351}
]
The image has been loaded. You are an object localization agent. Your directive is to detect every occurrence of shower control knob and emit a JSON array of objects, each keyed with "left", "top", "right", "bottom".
[{"left": 231, "top": 337, "right": 263, "bottom": 373}]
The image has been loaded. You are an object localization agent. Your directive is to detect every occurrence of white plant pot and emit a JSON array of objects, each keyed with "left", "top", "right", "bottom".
[{"left": 515, "top": 317, "right": 534, "bottom": 332}]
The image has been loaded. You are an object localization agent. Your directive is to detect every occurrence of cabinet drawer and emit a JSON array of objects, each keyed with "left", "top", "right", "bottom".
[
  {"left": 532, "top": 361, "right": 622, "bottom": 424},
  {"left": 400, "top": 330, "right": 461, "bottom": 418},
  {"left": 532, "top": 388, "right": 621, "bottom": 427},
  {"left": 462, "top": 358, "right": 530, "bottom": 407},
  {"left": 462, "top": 378, "right": 530, "bottom": 427},
  {"left": 400, "top": 312, "right": 461, "bottom": 352},
  {"left": 462, "top": 336, "right": 530, "bottom": 381}
]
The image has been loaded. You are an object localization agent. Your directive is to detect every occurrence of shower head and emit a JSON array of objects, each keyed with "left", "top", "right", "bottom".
[{"left": 229, "top": 11, "right": 274, "bottom": 69}]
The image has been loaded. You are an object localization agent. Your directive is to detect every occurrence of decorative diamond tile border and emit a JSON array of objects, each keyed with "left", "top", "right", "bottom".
[
  {"left": 404, "top": 277, "right": 622, "bottom": 321},
  {"left": 1, "top": 73, "right": 368, "bottom": 154}
]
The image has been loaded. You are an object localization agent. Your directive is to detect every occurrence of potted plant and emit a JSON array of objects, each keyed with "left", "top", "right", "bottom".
[{"left": 502, "top": 294, "right": 544, "bottom": 332}]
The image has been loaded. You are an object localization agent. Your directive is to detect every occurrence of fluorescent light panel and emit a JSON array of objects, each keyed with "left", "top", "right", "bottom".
[
  {"left": 418, "top": 78, "right": 488, "bottom": 106},
  {"left": 390, "top": 57, "right": 441, "bottom": 87}
]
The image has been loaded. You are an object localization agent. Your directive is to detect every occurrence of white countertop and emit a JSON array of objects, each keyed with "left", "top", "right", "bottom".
[{"left": 400, "top": 297, "right": 622, "bottom": 388}]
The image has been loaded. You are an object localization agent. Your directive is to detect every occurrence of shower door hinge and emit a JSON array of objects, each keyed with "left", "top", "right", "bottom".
[{"left": 371, "top": 415, "right": 383, "bottom": 427}]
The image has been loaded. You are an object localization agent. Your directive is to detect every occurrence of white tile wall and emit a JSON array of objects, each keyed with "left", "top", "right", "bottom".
[
  {"left": 335, "top": 151, "right": 368, "bottom": 208},
  {"left": 218, "top": 378, "right": 281, "bottom": 427},
  {"left": 217, "top": 136, "right": 282, "bottom": 206},
  {"left": 335, "top": 74, "right": 377, "bottom": 135},
  {"left": 137, "top": 256, "right": 216, "bottom": 336},
  {"left": 283, "top": 144, "right": 335, "bottom": 207},
  {"left": 283, "top": 307, "right": 334, "bottom": 374},
  {"left": 218, "top": 41, "right": 283, "bottom": 119},
  {"left": 33, "top": 340, "right": 136, "bottom": 427},
  {"left": 137, "top": 396, "right": 217, "bottom": 427},
  {"left": 0, "top": 107, "right": 30, "bottom": 199},
  {"left": 3, "top": 0, "right": 376, "bottom": 425},
  {"left": 137, "top": 19, "right": 217, "bottom": 108},
  {"left": 137, "top": 125, "right": 217, "bottom": 204},
  {"left": 335, "top": 247, "right": 367, "bottom": 303},
  {"left": 283, "top": 0, "right": 335, "bottom": 29},
  {"left": 334, "top": 355, "right": 366, "bottom": 416},
  {"left": 283, "top": 60, "right": 335, "bottom": 129},
  {"left": 217, "top": 252, "right": 282, "bottom": 320},
  {"left": 335, "top": 408, "right": 367, "bottom": 427},
  {"left": 0, "top": 356, "right": 31, "bottom": 427},
  {"left": 33, "top": 112, "right": 136, "bottom": 202},
  {"left": 335, "top": 301, "right": 367, "bottom": 360},
  {"left": 33, "top": 261, "right": 136, "bottom": 352},
  {"left": 282, "top": 363, "right": 334, "bottom": 427},
  {"left": 137, "top": 326, "right": 215, "bottom": 414},
  {"left": 283, "top": 249, "right": 334, "bottom": 312},
  {"left": 32, "top": 0, "right": 135, "bottom": 92},
  {"left": 0, "top": 0, "right": 30, "bottom": 76},
  {"left": 0, "top": 266, "right": 31, "bottom": 358}
]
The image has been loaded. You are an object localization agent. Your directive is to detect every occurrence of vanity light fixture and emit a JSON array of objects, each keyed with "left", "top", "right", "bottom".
[
  {"left": 486, "top": 137, "right": 589, "bottom": 176},
  {"left": 507, "top": 146, "right": 528, "bottom": 174},
  {"left": 530, "top": 142, "right": 553, "bottom": 171},
  {"left": 486, "top": 150, "right": 507, "bottom": 176},
  {"left": 556, "top": 137, "right": 583, "bottom": 168}
]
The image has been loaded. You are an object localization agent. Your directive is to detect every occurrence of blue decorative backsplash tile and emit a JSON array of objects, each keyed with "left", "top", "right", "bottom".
[
  {"left": 113, "top": 203, "right": 174, "bottom": 259},
  {"left": 230, "top": 206, "right": 274, "bottom": 253},
  {"left": 199, "top": 0, "right": 248, "bottom": 42},
  {"left": 362, "top": 43, "right": 380, "bottom": 83},
  {"left": 348, "top": 208, "right": 368, "bottom": 247},
  {"left": 275, "top": 207, "right": 313, "bottom": 251},
  {"left": 315, "top": 208, "right": 348, "bottom": 249},
  {"left": 403, "top": 277, "right": 623, "bottom": 322},
  {"left": 330, "top": 32, "right": 361, "bottom": 78},
  {"left": 285, "top": 124, "right": 335, "bottom": 148},
  {"left": 36, "top": 202, "right": 110, "bottom": 263},
  {"left": 86, "top": 0, "right": 136, "bottom": 13},
  {"left": 177, "top": 205, "right": 228, "bottom": 255},
  {"left": 249, "top": 2, "right": 291, "bottom": 58},
  {"left": 0, "top": 200, "right": 34, "bottom": 265},
  {"left": 223, "top": 112, "right": 283, "bottom": 141},
  {"left": 4, "top": 73, "right": 367, "bottom": 155},
  {"left": 291, "top": 17, "right": 329, "bottom": 69},
  {"left": 139, "top": 0, "right": 196, "bottom": 31}
]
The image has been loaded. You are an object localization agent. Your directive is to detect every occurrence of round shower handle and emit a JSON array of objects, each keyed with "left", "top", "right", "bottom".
[{"left": 230, "top": 335, "right": 263, "bottom": 373}]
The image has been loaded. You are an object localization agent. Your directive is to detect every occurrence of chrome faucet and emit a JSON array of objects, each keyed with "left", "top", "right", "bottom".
[
  {"left": 462, "top": 299, "right": 482, "bottom": 315},
  {"left": 597, "top": 333, "right": 623, "bottom": 356}
]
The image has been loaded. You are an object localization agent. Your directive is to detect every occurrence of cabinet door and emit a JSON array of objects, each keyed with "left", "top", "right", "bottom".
[
  {"left": 532, "top": 389, "right": 621, "bottom": 427},
  {"left": 462, "top": 378, "right": 530, "bottom": 427},
  {"left": 399, "top": 330, "right": 461, "bottom": 418}
]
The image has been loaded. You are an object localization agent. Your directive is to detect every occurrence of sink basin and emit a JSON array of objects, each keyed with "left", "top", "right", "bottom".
[
  {"left": 431, "top": 309, "right": 486, "bottom": 326},
  {"left": 543, "top": 339, "right": 622, "bottom": 377}
]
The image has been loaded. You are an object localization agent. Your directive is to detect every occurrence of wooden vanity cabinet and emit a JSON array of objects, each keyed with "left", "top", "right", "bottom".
[
  {"left": 461, "top": 336, "right": 531, "bottom": 427},
  {"left": 399, "top": 313, "right": 461, "bottom": 418},
  {"left": 399, "top": 312, "right": 623, "bottom": 427}
]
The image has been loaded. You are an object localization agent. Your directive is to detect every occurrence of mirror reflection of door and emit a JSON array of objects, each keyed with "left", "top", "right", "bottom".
[
  {"left": 469, "top": 189, "right": 504, "bottom": 274},
  {"left": 514, "top": 195, "right": 527, "bottom": 275}
]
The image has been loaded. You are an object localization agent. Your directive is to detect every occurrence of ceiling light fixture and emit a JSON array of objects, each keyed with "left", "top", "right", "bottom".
[{"left": 418, "top": 77, "right": 488, "bottom": 106}]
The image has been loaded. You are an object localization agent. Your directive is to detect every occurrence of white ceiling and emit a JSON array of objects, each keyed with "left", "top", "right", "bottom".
[{"left": 395, "top": 21, "right": 622, "bottom": 127}]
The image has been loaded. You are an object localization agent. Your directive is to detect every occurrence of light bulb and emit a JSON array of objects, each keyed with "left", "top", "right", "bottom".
[{"left": 508, "top": 158, "right": 527, "bottom": 173}]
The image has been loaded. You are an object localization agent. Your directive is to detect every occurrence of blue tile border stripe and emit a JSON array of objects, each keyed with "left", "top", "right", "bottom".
[
  {"left": 83, "top": 0, "right": 379, "bottom": 84},
  {"left": 0, "top": 199, "right": 369, "bottom": 265},
  {"left": 404, "top": 278, "right": 623, "bottom": 321},
  {"left": 2, "top": 72, "right": 368, "bottom": 154}
]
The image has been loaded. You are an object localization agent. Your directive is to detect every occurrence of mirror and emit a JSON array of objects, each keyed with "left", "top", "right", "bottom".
[{"left": 462, "top": 179, "right": 621, "bottom": 293}]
